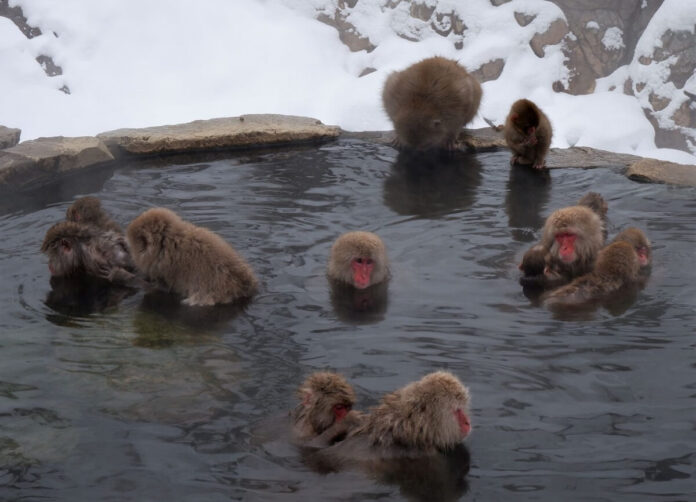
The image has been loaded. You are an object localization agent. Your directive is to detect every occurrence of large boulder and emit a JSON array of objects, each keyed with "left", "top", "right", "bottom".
[
  {"left": 97, "top": 115, "right": 340, "bottom": 157},
  {"left": 0, "top": 136, "right": 113, "bottom": 189},
  {"left": 0, "top": 125, "right": 21, "bottom": 149}
]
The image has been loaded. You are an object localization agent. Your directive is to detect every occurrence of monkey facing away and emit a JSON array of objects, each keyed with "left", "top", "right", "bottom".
[
  {"left": 504, "top": 99, "right": 552, "bottom": 169},
  {"left": 383, "top": 57, "right": 482, "bottom": 151},
  {"left": 41, "top": 221, "right": 138, "bottom": 285},
  {"left": 328, "top": 231, "right": 389, "bottom": 290},
  {"left": 66, "top": 196, "right": 122, "bottom": 233},
  {"left": 126, "top": 207, "right": 258, "bottom": 306},
  {"left": 310, "top": 371, "right": 471, "bottom": 469},
  {"left": 292, "top": 372, "right": 364, "bottom": 448},
  {"left": 543, "top": 240, "right": 641, "bottom": 309}
]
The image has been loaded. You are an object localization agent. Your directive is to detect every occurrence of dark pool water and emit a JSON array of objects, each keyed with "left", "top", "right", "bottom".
[{"left": 0, "top": 139, "right": 695, "bottom": 501}]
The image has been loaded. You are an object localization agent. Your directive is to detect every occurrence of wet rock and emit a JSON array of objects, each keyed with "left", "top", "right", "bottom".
[
  {"left": 97, "top": 115, "right": 341, "bottom": 157},
  {"left": 0, "top": 125, "right": 21, "bottom": 149},
  {"left": 0, "top": 137, "right": 113, "bottom": 190},
  {"left": 627, "top": 158, "right": 696, "bottom": 187}
]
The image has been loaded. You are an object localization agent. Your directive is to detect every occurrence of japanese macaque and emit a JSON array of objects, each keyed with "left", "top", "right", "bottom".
[
  {"left": 543, "top": 241, "right": 641, "bottom": 309},
  {"left": 540, "top": 205, "right": 604, "bottom": 284},
  {"left": 328, "top": 231, "right": 389, "bottom": 290},
  {"left": 312, "top": 371, "right": 471, "bottom": 469},
  {"left": 382, "top": 57, "right": 482, "bottom": 151},
  {"left": 66, "top": 196, "right": 122, "bottom": 233},
  {"left": 126, "top": 208, "right": 258, "bottom": 306},
  {"left": 612, "top": 227, "right": 651, "bottom": 269},
  {"left": 504, "top": 99, "right": 552, "bottom": 169},
  {"left": 292, "top": 372, "right": 364, "bottom": 448},
  {"left": 45, "top": 276, "right": 137, "bottom": 317},
  {"left": 577, "top": 192, "right": 608, "bottom": 223},
  {"left": 518, "top": 244, "right": 547, "bottom": 278},
  {"left": 41, "top": 221, "right": 138, "bottom": 285}
]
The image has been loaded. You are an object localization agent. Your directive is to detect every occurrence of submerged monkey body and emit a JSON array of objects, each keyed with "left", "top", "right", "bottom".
[
  {"left": 383, "top": 57, "right": 482, "bottom": 150},
  {"left": 126, "top": 208, "right": 258, "bottom": 306}
]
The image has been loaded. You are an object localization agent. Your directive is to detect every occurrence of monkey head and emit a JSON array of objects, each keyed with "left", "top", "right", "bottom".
[
  {"left": 542, "top": 206, "right": 603, "bottom": 265},
  {"left": 613, "top": 227, "right": 651, "bottom": 268},
  {"left": 296, "top": 372, "right": 357, "bottom": 435},
  {"left": 41, "top": 221, "right": 91, "bottom": 277},
  {"left": 328, "top": 231, "right": 389, "bottom": 290}
]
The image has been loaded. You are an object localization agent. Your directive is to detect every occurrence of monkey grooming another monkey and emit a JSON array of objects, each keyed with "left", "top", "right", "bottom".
[
  {"left": 504, "top": 99, "right": 552, "bottom": 169},
  {"left": 310, "top": 371, "right": 471, "bottom": 470},
  {"left": 41, "top": 221, "right": 138, "bottom": 285},
  {"left": 126, "top": 208, "right": 258, "bottom": 306},
  {"left": 66, "top": 196, "right": 122, "bottom": 233},
  {"left": 382, "top": 57, "right": 482, "bottom": 151},
  {"left": 328, "top": 231, "right": 389, "bottom": 290},
  {"left": 292, "top": 372, "right": 364, "bottom": 448},
  {"left": 612, "top": 227, "right": 651, "bottom": 269},
  {"left": 543, "top": 241, "right": 641, "bottom": 309}
]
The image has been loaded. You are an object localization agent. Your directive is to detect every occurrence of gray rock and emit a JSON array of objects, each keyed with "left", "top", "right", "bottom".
[
  {"left": 0, "top": 136, "right": 113, "bottom": 190},
  {"left": 97, "top": 114, "right": 340, "bottom": 157},
  {"left": 0, "top": 125, "right": 21, "bottom": 149},
  {"left": 627, "top": 158, "right": 696, "bottom": 187}
]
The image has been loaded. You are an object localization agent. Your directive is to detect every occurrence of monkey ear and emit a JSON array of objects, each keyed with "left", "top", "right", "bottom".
[{"left": 60, "top": 239, "right": 72, "bottom": 252}]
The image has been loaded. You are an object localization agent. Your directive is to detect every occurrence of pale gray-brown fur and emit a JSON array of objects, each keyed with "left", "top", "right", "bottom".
[
  {"left": 66, "top": 196, "right": 122, "bottom": 233},
  {"left": 126, "top": 207, "right": 258, "bottom": 306},
  {"left": 292, "top": 372, "right": 363, "bottom": 448},
  {"left": 314, "top": 371, "right": 471, "bottom": 466},
  {"left": 41, "top": 221, "right": 138, "bottom": 285},
  {"left": 544, "top": 241, "right": 640, "bottom": 308},
  {"left": 327, "top": 231, "right": 389, "bottom": 288},
  {"left": 504, "top": 99, "right": 552, "bottom": 169},
  {"left": 383, "top": 57, "right": 482, "bottom": 150},
  {"left": 612, "top": 227, "right": 651, "bottom": 268}
]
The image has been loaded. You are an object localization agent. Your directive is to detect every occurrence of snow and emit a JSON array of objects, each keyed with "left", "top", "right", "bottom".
[
  {"left": 1, "top": 0, "right": 694, "bottom": 165},
  {"left": 602, "top": 27, "right": 624, "bottom": 51},
  {"left": 586, "top": 21, "right": 599, "bottom": 30}
]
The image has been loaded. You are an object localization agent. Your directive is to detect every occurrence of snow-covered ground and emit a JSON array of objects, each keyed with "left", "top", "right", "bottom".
[{"left": 1, "top": 0, "right": 694, "bottom": 164}]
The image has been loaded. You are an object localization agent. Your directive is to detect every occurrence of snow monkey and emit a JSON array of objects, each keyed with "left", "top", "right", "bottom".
[
  {"left": 292, "top": 372, "right": 364, "bottom": 448},
  {"left": 126, "top": 207, "right": 258, "bottom": 306},
  {"left": 543, "top": 240, "right": 641, "bottom": 309},
  {"left": 66, "top": 196, "right": 122, "bottom": 233},
  {"left": 41, "top": 221, "right": 138, "bottom": 285},
  {"left": 382, "top": 57, "right": 482, "bottom": 151},
  {"left": 612, "top": 227, "right": 651, "bottom": 269},
  {"left": 504, "top": 99, "right": 552, "bottom": 169},
  {"left": 312, "top": 371, "right": 472, "bottom": 468},
  {"left": 328, "top": 231, "right": 389, "bottom": 290}
]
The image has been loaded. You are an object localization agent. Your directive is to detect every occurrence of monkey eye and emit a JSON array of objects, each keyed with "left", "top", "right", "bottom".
[
  {"left": 355, "top": 258, "right": 363, "bottom": 264},
  {"left": 365, "top": 258, "right": 373, "bottom": 265},
  {"left": 334, "top": 404, "right": 349, "bottom": 412}
]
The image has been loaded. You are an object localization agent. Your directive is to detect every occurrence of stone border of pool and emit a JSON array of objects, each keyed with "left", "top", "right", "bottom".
[{"left": 1, "top": 114, "right": 695, "bottom": 191}]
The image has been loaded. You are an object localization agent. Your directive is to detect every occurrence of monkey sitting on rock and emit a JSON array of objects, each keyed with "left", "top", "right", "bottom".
[{"left": 504, "top": 99, "right": 552, "bottom": 170}]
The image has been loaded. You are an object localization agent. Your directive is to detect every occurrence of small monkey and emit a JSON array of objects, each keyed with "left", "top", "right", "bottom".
[
  {"left": 328, "top": 231, "right": 389, "bottom": 290},
  {"left": 577, "top": 192, "right": 608, "bottom": 223},
  {"left": 126, "top": 208, "right": 258, "bottom": 306},
  {"left": 543, "top": 241, "right": 641, "bottom": 309},
  {"left": 292, "top": 372, "right": 364, "bottom": 448},
  {"left": 612, "top": 227, "right": 651, "bottom": 268},
  {"left": 382, "top": 57, "right": 482, "bottom": 151},
  {"left": 41, "top": 221, "right": 138, "bottom": 285},
  {"left": 66, "top": 196, "right": 122, "bottom": 233},
  {"left": 504, "top": 99, "right": 552, "bottom": 169},
  {"left": 313, "top": 371, "right": 471, "bottom": 468}
]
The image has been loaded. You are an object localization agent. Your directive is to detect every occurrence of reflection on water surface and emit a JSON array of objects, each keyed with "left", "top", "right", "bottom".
[{"left": 0, "top": 139, "right": 694, "bottom": 500}]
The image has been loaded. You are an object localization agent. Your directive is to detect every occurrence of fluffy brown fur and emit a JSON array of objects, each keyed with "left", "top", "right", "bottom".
[
  {"left": 519, "top": 244, "right": 547, "bottom": 277},
  {"left": 544, "top": 241, "right": 640, "bottom": 308},
  {"left": 126, "top": 208, "right": 258, "bottom": 306},
  {"left": 504, "top": 99, "right": 552, "bottom": 169},
  {"left": 541, "top": 205, "right": 604, "bottom": 283},
  {"left": 66, "top": 196, "right": 122, "bottom": 233},
  {"left": 41, "top": 221, "right": 137, "bottom": 285},
  {"left": 292, "top": 372, "right": 364, "bottom": 448},
  {"left": 327, "top": 231, "right": 389, "bottom": 288},
  {"left": 314, "top": 371, "right": 471, "bottom": 466},
  {"left": 382, "top": 57, "right": 482, "bottom": 151},
  {"left": 577, "top": 192, "right": 608, "bottom": 223},
  {"left": 612, "top": 227, "right": 651, "bottom": 268}
]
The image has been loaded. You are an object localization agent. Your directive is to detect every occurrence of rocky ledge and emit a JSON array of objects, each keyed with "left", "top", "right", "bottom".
[{"left": 1, "top": 115, "right": 695, "bottom": 191}]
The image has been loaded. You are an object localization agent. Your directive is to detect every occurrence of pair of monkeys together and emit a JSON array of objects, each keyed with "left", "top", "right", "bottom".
[
  {"left": 518, "top": 192, "right": 652, "bottom": 309},
  {"left": 291, "top": 371, "right": 471, "bottom": 471},
  {"left": 383, "top": 56, "right": 551, "bottom": 169},
  {"left": 42, "top": 197, "right": 390, "bottom": 306}
]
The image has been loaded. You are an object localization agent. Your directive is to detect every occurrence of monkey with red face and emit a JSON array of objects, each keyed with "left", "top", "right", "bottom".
[
  {"left": 328, "top": 231, "right": 389, "bottom": 290},
  {"left": 504, "top": 99, "right": 552, "bottom": 170}
]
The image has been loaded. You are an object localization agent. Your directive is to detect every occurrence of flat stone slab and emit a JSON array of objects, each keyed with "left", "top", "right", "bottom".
[
  {"left": 626, "top": 158, "right": 696, "bottom": 187},
  {"left": 97, "top": 114, "right": 341, "bottom": 157},
  {"left": 0, "top": 136, "right": 113, "bottom": 189},
  {"left": 0, "top": 125, "right": 21, "bottom": 149}
]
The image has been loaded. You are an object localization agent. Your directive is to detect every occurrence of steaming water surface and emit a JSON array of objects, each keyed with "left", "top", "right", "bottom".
[{"left": 0, "top": 140, "right": 694, "bottom": 500}]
